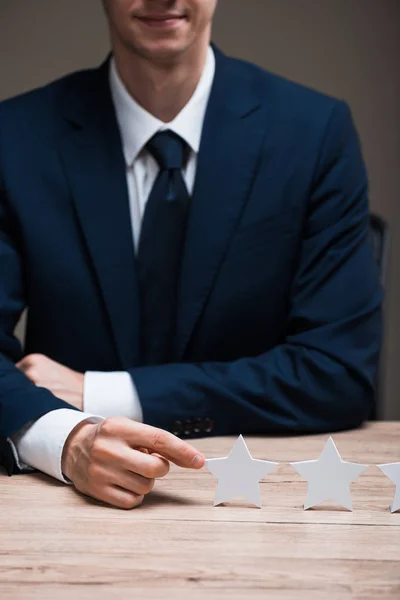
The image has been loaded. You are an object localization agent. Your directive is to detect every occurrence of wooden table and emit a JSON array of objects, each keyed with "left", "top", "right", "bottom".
[{"left": 0, "top": 422, "right": 399, "bottom": 600}]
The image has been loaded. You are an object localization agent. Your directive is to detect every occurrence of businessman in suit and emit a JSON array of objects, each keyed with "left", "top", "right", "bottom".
[{"left": 0, "top": 0, "right": 382, "bottom": 509}]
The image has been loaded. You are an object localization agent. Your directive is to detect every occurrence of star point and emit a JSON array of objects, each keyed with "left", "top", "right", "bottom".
[
  {"left": 378, "top": 463, "right": 400, "bottom": 513},
  {"left": 205, "top": 435, "right": 278, "bottom": 508}
]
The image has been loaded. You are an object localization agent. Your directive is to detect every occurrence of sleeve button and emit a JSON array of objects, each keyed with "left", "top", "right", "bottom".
[
  {"left": 193, "top": 418, "right": 203, "bottom": 434},
  {"left": 170, "top": 420, "right": 183, "bottom": 436},
  {"left": 183, "top": 420, "right": 193, "bottom": 436},
  {"left": 203, "top": 418, "right": 214, "bottom": 433}
]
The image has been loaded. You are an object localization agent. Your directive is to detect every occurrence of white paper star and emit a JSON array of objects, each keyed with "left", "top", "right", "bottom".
[
  {"left": 205, "top": 435, "right": 278, "bottom": 508},
  {"left": 291, "top": 437, "right": 368, "bottom": 511},
  {"left": 377, "top": 463, "right": 400, "bottom": 513}
]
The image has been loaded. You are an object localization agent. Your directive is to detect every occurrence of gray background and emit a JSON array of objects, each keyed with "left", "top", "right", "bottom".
[{"left": 1, "top": 0, "right": 399, "bottom": 419}]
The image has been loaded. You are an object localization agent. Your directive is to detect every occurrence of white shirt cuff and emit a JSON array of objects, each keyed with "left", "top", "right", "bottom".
[
  {"left": 10, "top": 409, "right": 104, "bottom": 484},
  {"left": 84, "top": 371, "right": 143, "bottom": 422}
]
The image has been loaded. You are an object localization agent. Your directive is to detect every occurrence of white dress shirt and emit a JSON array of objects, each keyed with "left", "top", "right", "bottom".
[{"left": 8, "top": 47, "right": 215, "bottom": 483}]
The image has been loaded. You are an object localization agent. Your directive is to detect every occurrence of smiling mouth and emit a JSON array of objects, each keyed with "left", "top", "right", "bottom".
[{"left": 136, "top": 14, "right": 187, "bottom": 28}]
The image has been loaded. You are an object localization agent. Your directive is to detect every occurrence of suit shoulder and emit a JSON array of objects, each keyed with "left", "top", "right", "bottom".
[
  {"left": 228, "top": 55, "right": 343, "bottom": 118},
  {"left": 0, "top": 66, "right": 98, "bottom": 126}
]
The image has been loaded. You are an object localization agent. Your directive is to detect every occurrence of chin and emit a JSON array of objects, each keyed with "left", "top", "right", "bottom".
[{"left": 136, "top": 39, "right": 190, "bottom": 61}]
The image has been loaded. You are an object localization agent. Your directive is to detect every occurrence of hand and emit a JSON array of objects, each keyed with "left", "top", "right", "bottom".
[
  {"left": 61, "top": 416, "right": 205, "bottom": 509},
  {"left": 16, "top": 353, "right": 84, "bottom": 410}
]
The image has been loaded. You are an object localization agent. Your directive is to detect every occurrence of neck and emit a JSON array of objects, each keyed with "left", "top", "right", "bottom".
[{"left": 112, "top": 42, "right": 209, "bottom": 123}]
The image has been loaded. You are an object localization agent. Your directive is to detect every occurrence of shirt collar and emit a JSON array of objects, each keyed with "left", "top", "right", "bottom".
[{"left": 109, "top": 47, "right": 216, "bottom": 167}]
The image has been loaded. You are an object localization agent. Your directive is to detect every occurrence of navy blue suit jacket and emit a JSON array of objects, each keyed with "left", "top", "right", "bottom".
[{"left": 0, "top": 48, "right": 382, "bottom": 475}]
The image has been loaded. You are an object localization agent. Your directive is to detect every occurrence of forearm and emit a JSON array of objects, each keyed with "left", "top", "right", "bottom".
[{"left": 130, "top": 322, "right": 380, "bottom": 438}]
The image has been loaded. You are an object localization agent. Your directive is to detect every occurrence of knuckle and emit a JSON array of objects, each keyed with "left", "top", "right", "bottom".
[
  {"left": 98, "top": 418, "right": 115, "bottom": 436},
  {"left": 145, "top": 458, "right": 169, "bottom": 480},
  {"left": 22, "top": 355, "right": 34, "bottom": 366},
  {"left": 90, "top": 438, "right": 106, "bottom": 462},
  {"left": 145, "top": 465, "right": 158, "bottom": 479},
  {"left": 118, "top": 497, "right": 133, "bottom": 510},
  {"left": 142, "top": 478, "right": 155, "bottom": 495},
  {"left": 161, "top": 460, "right": 170, "bottom": 477},
  {"left": 132, "top": 494, "right": 144, "bottom": 508},
  {"left": 90, "top": 437, "right": 120, "bottom": 465},
  {"left": 99, "top": 416, "right": 124, "bottom": 436},
  {"left": 86, "top": 462, "right": 102, "bottom": 482},
  {"left": 27, "top": 368, "right": 39, "bottom": 383},
  {"left": 151, "top": 429, "right": 167, "bottom": 451},
  {"left": 119, "top": 494, "right": 143, "bottom": 510},
  {"left": 99, "top": 442, "right": 117, "bottom": 463},
  {"left": 29, "top": 353, "right": 42, "bottom": 364}
]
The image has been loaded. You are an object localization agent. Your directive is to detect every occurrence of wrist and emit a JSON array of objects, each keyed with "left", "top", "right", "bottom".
[{"left": 61, "top": 420, "right": 97, "bottom": 481}]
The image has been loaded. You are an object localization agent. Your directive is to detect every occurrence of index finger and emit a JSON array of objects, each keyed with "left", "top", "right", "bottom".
[{"left": 125, "top": 422, "right": 205, "bottom": 469}]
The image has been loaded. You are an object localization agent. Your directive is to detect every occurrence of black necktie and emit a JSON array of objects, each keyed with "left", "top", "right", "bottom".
[{"left": 137, "top": 130, "right": 191, "bottom": 365}]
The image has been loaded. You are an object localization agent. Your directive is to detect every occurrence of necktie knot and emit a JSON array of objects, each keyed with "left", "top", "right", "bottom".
[{"left": 146, "top": 130, "right": 187, "bottom": 171}]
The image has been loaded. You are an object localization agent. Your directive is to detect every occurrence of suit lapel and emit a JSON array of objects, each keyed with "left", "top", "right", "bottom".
[
  {"left": 58, "top": 61, "right": 140, "bottom": 369},
  {"left": 56, "top": 51, "right": 267, "bottom": 367},
  {"left": 176, "top": 50, "right": 267, "bottom": 359}
]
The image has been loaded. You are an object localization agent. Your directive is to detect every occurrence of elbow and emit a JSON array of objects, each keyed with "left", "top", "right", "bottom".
[{"left": 321, "top": 375, "right": 375, "bottom": 432}]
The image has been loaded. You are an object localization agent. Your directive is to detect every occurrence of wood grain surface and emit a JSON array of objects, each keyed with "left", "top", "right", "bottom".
[{"left": 0, "top": 422, "right": 399, "bottom": 599}]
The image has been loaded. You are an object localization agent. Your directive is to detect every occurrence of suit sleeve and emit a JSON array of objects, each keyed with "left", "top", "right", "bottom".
[
  {"left": 129, "top": 101, "right": 383, "bottom": 436},
  {"left": 0, "top": 113, "right": 80, "bottom": 475}
]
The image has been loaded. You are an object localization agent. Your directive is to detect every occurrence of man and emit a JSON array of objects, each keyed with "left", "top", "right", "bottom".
[{"left": 0, "top": 0, "right": 382, "bottom": 509}]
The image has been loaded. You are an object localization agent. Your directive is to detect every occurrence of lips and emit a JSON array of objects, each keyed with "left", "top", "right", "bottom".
[
  {"left": 138, "top": 14, "right": 185, "bottom": 22},
  {"left": 136, "top": 13, "right": 186, "bottom": 28}
]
